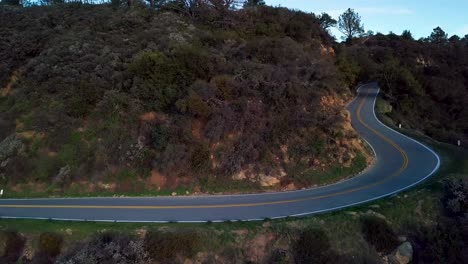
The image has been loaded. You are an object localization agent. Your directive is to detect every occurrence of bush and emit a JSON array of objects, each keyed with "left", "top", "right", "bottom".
[
  {"left": 293, "top": 228, "right": 341, "bottom": 264},
  {"left": 38, "top": 232, "right": 63, "bottom": 257},
  {"left": 144, "top": 230, "right": 202, "bottom": 262},
  {"left": 409, "top": 220, "right": 468, "bottom": 264},
  {"left": 190, "top": 143, "right": 210, "bottom": 172},
  {"left": 0, "top": 231, "right": 25, "bottom": 264},
  {"left": 150, "top": 125, "right": 171, "bottom": 150},
  {"left": 57, "top": 232, "right": 151, "bottom": 264},
  {"left": 443, "top": 178, "right": 468, "bottom": 219},
  {"left": 360, "top": 216, "right": 399, "bottom": 253},
  {"left": 130, "top": 46, "right": 212, "bottom": 110}
]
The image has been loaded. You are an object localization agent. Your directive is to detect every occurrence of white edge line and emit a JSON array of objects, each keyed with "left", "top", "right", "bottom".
[{"left": 0, "top": 84, "right": 441, "bottom": 223}]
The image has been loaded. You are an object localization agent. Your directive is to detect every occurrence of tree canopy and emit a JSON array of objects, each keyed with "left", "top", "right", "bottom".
[
  {"left": 318, "top": 12, "right": 336, "bottom": 31},
  {"left": 338, "top": 8, "right": 364, "bottom": 42}
]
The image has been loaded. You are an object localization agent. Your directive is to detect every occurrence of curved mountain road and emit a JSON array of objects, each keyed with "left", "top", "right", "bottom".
[{"left": 0, "top": 83, "right": 440, "bottom": 222}]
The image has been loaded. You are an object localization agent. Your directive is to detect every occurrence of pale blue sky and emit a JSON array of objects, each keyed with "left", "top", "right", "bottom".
[{"left": 265, "top": 0, "right": 468, "bottom": 39}]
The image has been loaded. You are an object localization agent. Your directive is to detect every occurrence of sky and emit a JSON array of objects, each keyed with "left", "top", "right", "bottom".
[{"left": 265, "top": 0, "right": 468, "bottom": 40}]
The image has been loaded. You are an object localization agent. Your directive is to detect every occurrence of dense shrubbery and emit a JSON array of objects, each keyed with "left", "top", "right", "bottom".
[
  {"left": 443, "top": 178, "right": 468, "bottom": 219},
  {"left": 57, "top": 232, "right": 151, "bottom": 264},
  {"left": 0, "top": 231, "right": 25, "bottom": 264},
  {"left": 360, "top": 216, "right": 399, "bottom": 254},
  {"left": 144, "top": 230, "right": 202, "bottom": 262},
  {"left": 293, "top": 228, "right": 341, "bottom": 263},
  {"left": 0, "top": 3, "right": 361, "bottom": 192},
  {"left": 403, "top": 177, "right": 468, "bottom": 263},
  {"left": 340, "top": 31, "right": 468, "bottom": 145}
]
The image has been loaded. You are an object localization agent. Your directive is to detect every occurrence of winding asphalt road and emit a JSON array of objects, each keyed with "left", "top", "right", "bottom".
[{"left": 0, "top": 83, "right": 440, "bottom": 222}]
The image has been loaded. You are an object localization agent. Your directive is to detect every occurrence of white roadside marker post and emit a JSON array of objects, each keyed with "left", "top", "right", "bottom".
[
  {"left": 0, "top": 189, "right": 3, "bottom": 197},
  {"left": 458, "top": 140, "right": 461, "bottom": 147},
  {"left": 399, "top": 124, "right": 402, "bottom": 129}
]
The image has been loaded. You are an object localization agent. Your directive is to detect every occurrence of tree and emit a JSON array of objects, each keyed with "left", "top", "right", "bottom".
[
  {"left": 338, "top": 8, "right": 364, "bottom": 42},
  {"left": 0, "top": 0, "right": 23, "bottom": 5},
  {"left": 243, "top": 0, "right": 264, "bottom": 7},
  {"left": 401, "top": 30, "right": 413, "bottom": 40},
  {"left": 318, "top": 12, "right": 336, "bottom": 31},
  {"left": 429, "top": 26, "right": 448, "bottom": 45},
  {"left": 449, "top": 35, "right": 461, "bottom": 44}
]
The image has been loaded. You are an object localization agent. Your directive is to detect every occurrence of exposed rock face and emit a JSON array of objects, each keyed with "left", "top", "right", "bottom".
[
  {"left": 259, "top": 174, "right": 280, "bottom": 187},
  {"left": 388, "top": 242, "right": 413, "bottom": 264},
  {"left": 232, "top": 168, "right": 287, "bottom": 187},
  {"left": 0, "top": 135, "right": 24, "bottom": 168},
  {"left": 54, "top": 166, "right": 71, "bottom": 185},
  {"left": 232, "top": 170, "right": 247, "bottom": 181}
]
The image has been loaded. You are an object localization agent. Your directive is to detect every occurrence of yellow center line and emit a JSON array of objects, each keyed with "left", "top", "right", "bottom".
[{"left": 0, "top": 89, "right": 409, "bottom": 210}]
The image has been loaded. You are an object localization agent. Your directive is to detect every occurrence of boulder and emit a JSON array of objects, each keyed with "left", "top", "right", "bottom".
[
  {"left": 53, "top": 166, "right": 71, "bottom": 185},
  {"left": 365, "top": 209, "right": 387, "bottom": 221},
  {"left": 259, "top": 174, "right": 280, "bottom": 187},
  {"left": 0, "top": 135, "right": 24, "bottom": 168},
  {"left": 232, "top": 170, "right": 247, "bottom": 181},
  {"left": 388, "top": 242, "right": 413, "bottom": 264}
]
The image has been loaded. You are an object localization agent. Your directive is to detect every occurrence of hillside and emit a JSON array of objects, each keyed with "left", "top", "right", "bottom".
[
  {"left": 0, "top": 4, "right": 369, "bottom": 196},
  {"left": 337, "top": 32, "right": 468, "bottom": 145}
]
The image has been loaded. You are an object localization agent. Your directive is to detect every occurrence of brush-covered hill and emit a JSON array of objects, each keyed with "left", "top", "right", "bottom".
[
  {"left": 338, "top": 31, "right": 468, "bottom": 145},
  {"left": 0, "top": 3, "right": 370, "bottom": 196}
]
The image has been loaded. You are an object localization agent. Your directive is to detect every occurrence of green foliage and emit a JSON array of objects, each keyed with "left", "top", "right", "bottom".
[
  {"left": 338, "top": 8, "right": 364, "bottom": 42},
  {"left": 185, "top": 91, "right": 212, "bottom": 118},
  {"left": 67, "top": 81, "right": 100, "bottom": 118},
  {"left": 58, "top": 232, "right": 151, "bottom": 263},
  {"left": 318, "top": 12, "right": 337, "bottom": 31},
  {"left": 443, "top": 178, "right": 468, "bottom": 218},
  {"left": 0, "top": 3, "right": 358, "bottom": 194},
  {"left": 336, "top": 51, "right": 361, "bottom": 87},
  {"left": 243, "top": 0, "right": 265, "bottom": 7},
  {"left": 360, "top": 216, "right": 399, "bottom": 253},
  {"left": 35, "top": 155, "right": 62, "bottom": 181},
  {"left": 150, "top": 125, "right": 171, "bottom": 150},
  {"left": 293, "top": 228, "right": 341, "bottom": 263},
  {"left": 190, "top": 143, "right": 210, "bottom": 172},
  {"left": 341, "top": 31, "right": 468, "bottom": 145},
  {"left": 38, "top": 232, "right": 63, "bottom": 257},
  {"left": 429, "top": 26, "right": 448, "bottom": 45},
  {"left": 144, "top": 230, "right": 202, "bottom": 262},
  {"left": 0, "top": 231, "right": 25, "bottom": 263},
  {"left": 409, "top": 220, "right": 467, "bottom": 264},
  {"left": 130, "top": 46, "right": 212, "bottom": 110}
]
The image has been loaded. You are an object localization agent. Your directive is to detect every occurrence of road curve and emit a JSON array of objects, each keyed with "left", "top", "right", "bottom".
[{"left": 0, "top": 83, "right": 440, "bottom": 222}]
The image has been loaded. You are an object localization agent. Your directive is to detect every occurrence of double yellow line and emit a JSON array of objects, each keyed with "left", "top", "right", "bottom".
[{"left": 0, "top": 90, "right": 409, "bottom": 210}]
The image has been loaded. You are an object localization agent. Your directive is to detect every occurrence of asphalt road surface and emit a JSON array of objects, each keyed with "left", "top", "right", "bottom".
[{"left": 0, "top": 83, "right": 440, "bottom": 222}]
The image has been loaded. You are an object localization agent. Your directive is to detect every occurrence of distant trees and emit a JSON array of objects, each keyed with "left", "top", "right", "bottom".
[
  {"left": 318, "top": 12, "right": 336, "bottom": 31},
  {"left": 243, "top": 0, "right": 264, "bottom": 7},
  {"left": 401, "top": 30, "right": 413, "bottom": 40},
  {"left": 0, "top": 0, "right": 23, "bottom": 6},
  {"left": 338, "top": 8, "right": 364, "bottom": 42},
  {"left": 428, "top": 26, "right": 448, "bottom": 45}
]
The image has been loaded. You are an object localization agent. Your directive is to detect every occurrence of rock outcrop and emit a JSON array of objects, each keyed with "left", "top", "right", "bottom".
[
  {"left": 0, "top": 134, "right": 24, "bottom": 169},
  {"left": 387, "top": 242, "right": 413, "bottom": 264}
]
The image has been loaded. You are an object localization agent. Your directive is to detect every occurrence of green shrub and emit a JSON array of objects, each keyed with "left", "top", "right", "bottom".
[
  {"left": 190, "top": 143, "right": 210, "bottom": 172},
  {"left": 144, "top": 230, "right": 202, "bottom": 262},
  {"left": 0, "top": 231, "right": 25, "bottom": 263},
  {"left": 186, "top": 92, "right": 211, "bottom": 118},
  {"left": 360, "top": 216, "right": 399, "bottom": 253},
  {"left": 35, "top": 155, "right": 62, "bottom": 181},
  {"left": 150, "top": 125, "right": 171, "bottom": 150},
  {"left": 443, "top": 178, "right": 468, "bottom": 218},
  {"left": 39, "top": 232, "right": 63, "bottom": 257},
  {"left": 130, "top": 46, "right": 212, "bottom": 110},
  {"left": 293, "top": 228, "right": 340, "bottom": 264},
  {"left": 409, "top": 220, "right": 466, "bottom": 264}
]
